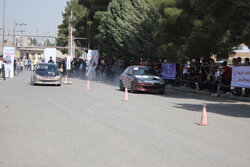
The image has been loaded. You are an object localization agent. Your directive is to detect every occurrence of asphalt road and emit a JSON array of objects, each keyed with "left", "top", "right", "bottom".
[{"left": 1, "top": 72, "right": 250, "bottom": 167}]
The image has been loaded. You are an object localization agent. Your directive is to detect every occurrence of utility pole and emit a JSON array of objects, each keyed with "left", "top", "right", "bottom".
[
  {"left": 13, "top": 21, "right": 16, "bottom": 47},
  {"left": 86, "top": 12, "right": 89, "bottom": 49},
  {"left": 2, "top": 0, "right": 5, "bottom": 49},
  {"left": 68, "top": 10, "right": 75, "bottom": 58},
  {"left": 16, "top": 23, "right": 26, "bottom": 47},
  {"left": 45, "top": 32, "right": 49, "bottom": 47},
  {"left": 88, "top": 18, "right": 91, "bottom": 49},
  {"left": 36, "top": 30, "right": 39, "bottom": 46}
]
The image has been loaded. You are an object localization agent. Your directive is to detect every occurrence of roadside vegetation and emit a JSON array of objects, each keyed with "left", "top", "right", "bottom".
[{"left": 57, "top": 0, "right": 250, "bottom": 62}]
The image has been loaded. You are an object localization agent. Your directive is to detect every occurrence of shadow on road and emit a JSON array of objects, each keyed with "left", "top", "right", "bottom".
[
  {"left": 164, "top": 89, "right": 238, "bottom": 102},
  {"left": 174, "top": 103, "right": 250, "bottom": 118}
]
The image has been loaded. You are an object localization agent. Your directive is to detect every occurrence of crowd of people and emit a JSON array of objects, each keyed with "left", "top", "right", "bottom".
[
  {"left": 54, "top": 56, "right": 125, "bottom": 82},
  {"left": 174, "top": 57, "right": 250, "bottom": 97},
  {"left": 0, "top": 54, "right": 127, "bottom": 82},
  {"left": 1, "top": 53, "right": 249, "bottom": 98}
]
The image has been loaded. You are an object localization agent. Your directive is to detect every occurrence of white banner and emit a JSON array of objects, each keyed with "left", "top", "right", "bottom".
[
  {"left": 66, "top": 56, "right": 71, "bottom": 70},
  {"left": 231, "top": 66, "right": 250, "bottom": 88},
  {"left": 44, "top": 48, "right": 56, "bottom": 64},
  {"left": 86, "top": 50, "right": 99, "bottom": 78},
  {"left": 3, "top": 47, "right": 15, "bottom": 78}
]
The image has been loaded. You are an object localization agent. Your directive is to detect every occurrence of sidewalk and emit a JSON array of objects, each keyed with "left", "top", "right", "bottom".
[{"left": 166, "top": 85, "right": 250, "bottom": 102}]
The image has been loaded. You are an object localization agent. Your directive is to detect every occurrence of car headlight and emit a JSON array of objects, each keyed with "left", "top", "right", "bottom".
[
  {"left": 159, "top": 79, "right": 165, "bottom": 84},
  {"left": 35, "top": 74, "right": 43, "bottom": 79}
]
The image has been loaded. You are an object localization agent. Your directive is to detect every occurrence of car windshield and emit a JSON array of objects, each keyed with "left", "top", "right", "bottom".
[
  {"left": 36, "top": 64, "right": 57, "bottom": 71},
  {"left": 132, "top": 67, "right": 156, "bottom": 76}
]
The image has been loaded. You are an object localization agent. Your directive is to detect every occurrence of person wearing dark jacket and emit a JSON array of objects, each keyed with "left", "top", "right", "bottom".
[
  {"left": 48, "top": 57, "right": 54, "bottom": 64},
  {"left": 0, "top": 56, "right": 6, "bottom": 80}
]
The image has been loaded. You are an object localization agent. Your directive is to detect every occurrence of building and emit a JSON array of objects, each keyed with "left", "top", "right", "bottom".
[{"left": 230, "top": 45, "right": 250, "bottom": 62}]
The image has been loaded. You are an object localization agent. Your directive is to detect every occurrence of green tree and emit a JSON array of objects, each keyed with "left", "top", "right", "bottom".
[
  {"left": 97, "top": 0, "right": 160, "bottom": 62},
  {"left": 154, "top": 0, "right": 250, "bottom": 61},
  {"left": 57, "top": 0, "right": 87, "bottom": 53},
  {"left": 45, "top": 39, "right": 54, "bottom": 47},
  {"left": 78, "top": 0, "right": 111, "bottom": 48},
  {"left": 29, "top": 38, "right": 38, "bottom": 46},
  {"left": 154, "top": 0, "right": 188, "bottom": 62}
]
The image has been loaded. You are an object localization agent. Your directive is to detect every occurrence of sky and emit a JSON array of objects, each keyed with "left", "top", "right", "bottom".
[{"left": 1, "top": 0, "right": 69, "bottom": 38}]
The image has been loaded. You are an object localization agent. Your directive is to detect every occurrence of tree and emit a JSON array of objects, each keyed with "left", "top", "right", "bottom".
[
  {"left": 154, "top": 0, "right": 188, "bottom": 62},
  {"left": 57, "top": 0, "right": 87, "bottom": 53},
  {"left": 45, "top": 39, "right": 54, "bottom": 47},
  {"left": 154, "top": 0, "right": 250, "bottom": 61},
  {"left": 78, "top": 0, "right": 111, "bottom": 48},
  {"left": 97, "top": 0, "right": 160, "bottom": 62},
  {"left": 29, "top": 38, "right": 38, "bottom": 46}
]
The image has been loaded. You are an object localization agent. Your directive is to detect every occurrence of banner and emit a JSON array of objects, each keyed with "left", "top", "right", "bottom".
[
  {"left": 162, "top": 63, "right": 176, "bottom": 80},
  {"left": 44, "top": 48, "right": 56, "bottom": 64},
  {"left": 86, "top": 50, "right": 99, "bottom": 79},
  {"left": 3, "top": 47, "right": 15, "bottom": 78},
  {"left": 231, "top": 66, "right": 250, "bottom": 88},
  {"left": 66, "top": 56, "right": 72, "bottom": 70}
]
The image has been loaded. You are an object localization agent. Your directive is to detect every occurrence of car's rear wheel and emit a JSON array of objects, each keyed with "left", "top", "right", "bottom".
[{"left": 119, "top": 80, "right": 125, "bottom": 91}]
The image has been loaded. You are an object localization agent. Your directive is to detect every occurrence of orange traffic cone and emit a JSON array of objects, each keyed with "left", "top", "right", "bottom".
[
  {"left": 200, "top": 104, "right": 208, "bottom": 126},
  {"left": 122, "top": 87, "right": 129, "bottom": 102},
  {"left": 86, "top": 80, "right": 91, "bottom": 90}
]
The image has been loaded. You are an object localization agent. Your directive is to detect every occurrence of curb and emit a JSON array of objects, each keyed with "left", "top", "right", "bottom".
[{"left": 166, "top": 86, "right": 250, "bottom": 102}]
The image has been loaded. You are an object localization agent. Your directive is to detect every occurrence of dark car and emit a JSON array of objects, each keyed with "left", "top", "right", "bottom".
[
  {"left": 119, "top": 65, "right": 165, "bottom": 94},
  {"left": 31, "top": 63, "right": 62, "bottom": 86}
]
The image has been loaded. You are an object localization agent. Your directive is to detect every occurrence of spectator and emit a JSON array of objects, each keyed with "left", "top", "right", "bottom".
[
  {"left": 198, "top": 59, "right": 210, "bottom": 90},
  {"left": 233, "top": 57, "right": 243, "bottom": 96},
  {"left": 244, "top": 58, "right": 249, "bottom": 66},
  {"left": 24, "top": 57, "right": 28, "bottom": 71},
  {"left": 48, "top": 57, "right": 54, "bottom": 64},
  {"left": 20, "top": 58, "right": 24, "bottom": 72},
  {"left": 221, "top": 61, "right": 232, "bottom": 95},
  {"left": 27, "top": 58, "right": 32, "bottom": 71},
  {"left": 0, "top": 56, "right": 6, "bottom": 80},
  {"left": 207, "top": 69, "right": 218, "bottom": 96},
  {"left": 232, "top": 58, "right": 238, "bottom": 66},
  {"left": 244, "top": 58, "right": 250, "bottom": 97},
  {"left": 56, "top": 58, "right": 63, "bottom": 73},
  {"left": 14, "top": 58, "right": 17, "bottom": 75},
  {"left": 237, "top": 57, "right": 243, "bottom": 65},
  {"left": 61, "top": 58, "right": 67, "bottom": 76},
  {"left": 16, "top": 58, "right": 21, "bottom": 74}
]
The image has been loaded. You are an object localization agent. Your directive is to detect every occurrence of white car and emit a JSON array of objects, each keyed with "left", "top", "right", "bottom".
[{"left": 31, "top": 63, "right": 62, "bottom": 86}]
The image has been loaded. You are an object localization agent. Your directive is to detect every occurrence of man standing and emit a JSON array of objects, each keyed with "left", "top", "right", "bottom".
[
  {"left": 221, "top": 61, "right": 232, "bottom": 95},
  {"left": 0, "top": 55, "right": 6, "bottom": 80},
  {"left": 48, "top": 57, "right": 54, "bottom": 64},
  {"left": 244, "top": 58, "right": 250, "bottom": 97}
]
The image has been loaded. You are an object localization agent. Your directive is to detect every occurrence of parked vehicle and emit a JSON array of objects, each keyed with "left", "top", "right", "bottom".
[
  {"left": 31, "top": 63, "right": 62, "bottom": 86},
  {"left": 119, "top": 65, "right": 165, "bottom": 94}
]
